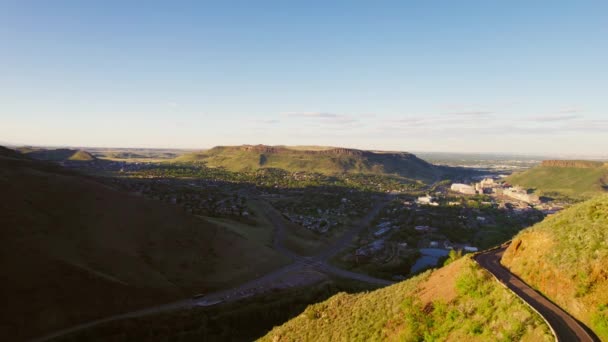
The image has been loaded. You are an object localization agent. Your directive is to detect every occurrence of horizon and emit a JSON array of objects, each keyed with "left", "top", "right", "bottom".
[
  {"left": 4, "top": 141, "right": 607, "bottom": 160},
  {"left": 1, "top": 2, "right": 607, "bottom": 154}
]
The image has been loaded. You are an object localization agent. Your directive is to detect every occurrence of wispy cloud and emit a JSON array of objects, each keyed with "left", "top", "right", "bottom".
[
  {"left": 283, "top": 112, "right": 340, "bottom": 119},
  {"left": 558, "top": 106, "right": 583, "bottom": 114},
  {"left": 282, "top": 112, "right": 360, "bottom": 125},
  {"left": 253, "top": 119, "right": 281, "bottom": 124},
  {"left": 444, "top": 111, "right": 494, "bottom": 117},
  {"left": 530, "top": 114, "right": 582, "bottom": 122}
]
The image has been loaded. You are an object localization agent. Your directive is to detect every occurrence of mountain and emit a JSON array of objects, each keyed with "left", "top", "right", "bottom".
[
  {"left": 502, "top": 195, "right": 608, "bottom": 341},
  {"left": 176, "top": 145, "right": 441, "bottom": 182},
  {"left": 261, "top": 257, "right": 551, "bottom": 341},
  {"left": 507, "top": 160, "right": 608, "bottom": 200},
  {"left": 0, "top": 156, "right": 286, "bottom": 340}
]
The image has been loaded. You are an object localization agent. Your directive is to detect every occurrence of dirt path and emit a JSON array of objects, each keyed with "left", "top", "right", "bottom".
[{"left": 475, "top": 246, "right": 599, "bottom": 342}]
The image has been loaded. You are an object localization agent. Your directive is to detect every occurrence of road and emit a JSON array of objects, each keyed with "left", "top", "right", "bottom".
[
  {"left": 34, "top": 195, "right": 394, "bottom": 341},
  {"left": 474, "top": 246, "right": 599, "bottom": 342}
]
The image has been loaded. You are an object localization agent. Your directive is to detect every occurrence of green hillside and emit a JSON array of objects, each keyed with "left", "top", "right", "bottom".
[
  {"left": 502, "top": 195, "right": 608, "bottom": 340},
  {"left": 507, "top": 160, "right": 608, "bottom": 200},
  {"left": 175, "top": 145, "right": 441, "bottom": 182},
  {"left": 0, "top": 156, "right": 287, "bottom": 340},
  {"left": 261, "top": 257, "right": 551, "bottom": 341}
]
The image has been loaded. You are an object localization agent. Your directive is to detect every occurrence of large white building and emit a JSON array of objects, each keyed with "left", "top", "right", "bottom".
[{"left": 450, "top": 183, "right": 476, "bottom": 195}]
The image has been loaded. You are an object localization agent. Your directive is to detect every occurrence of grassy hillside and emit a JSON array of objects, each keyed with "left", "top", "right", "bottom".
[
  {"left": 502, "top": 195, "right": 608, "bottom": 341},
  {"left": 22, "top": 148, "right": 98, "bottom": 162},
  {"left": 507, "top": 161, "right": 608, "bottom": 200},
  {"left": 261, "top": 257, "right": 552, "bottom": 341},
  {"left": 0, "top": 156, "right": 287, "bottom": 340},
  {"left": 175, "top": 145, "right": 440, "bottom": 182},
  {"left": 67, "top": 150, "right": 96, "bottom": 161}
]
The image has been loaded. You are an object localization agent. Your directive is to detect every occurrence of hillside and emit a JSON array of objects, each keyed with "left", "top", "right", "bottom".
[
  {"left": 502, "top": 195, "right": 608, "bottom": 341},
  {"left": 22, "top": 148, "right": 98, "bottom": 162},
  {"left": 507, "top": 160, "right": 608, "bottom": 199},
  {"left": 67, "top": 149, "right": 96, "bottom": 161},
  {"left": 0, "top": 145, "right": 24, "bottom": 159},
  {"left": 0, "top": 156, "right": 287, "bottom": 340},
  {"left": 175, "top": 145, "right": 441, "bottom": 182},
  {"left": 261, "top": 257, "right": 551, "bottom": 341}
]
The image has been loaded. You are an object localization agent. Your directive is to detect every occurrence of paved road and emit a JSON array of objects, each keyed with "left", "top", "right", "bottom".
[
  {"left": 474, "top": 246, "right": 599, "bottom": 342},
  {"left": 34, "top": 195, "right": 394, "bottom": 341}
]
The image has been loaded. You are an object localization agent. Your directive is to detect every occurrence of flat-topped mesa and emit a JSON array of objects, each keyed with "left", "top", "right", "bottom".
[
  {"left": 210, "top": 145, "right": 415, "bottom": 158},
  {"left": 541, "top": 160, "right": 605, "bottom": 169}
]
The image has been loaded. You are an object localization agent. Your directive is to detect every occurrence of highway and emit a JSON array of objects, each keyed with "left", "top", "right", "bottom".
[{"left": 474, "top": 246, "right": 599, "bottom": 342}]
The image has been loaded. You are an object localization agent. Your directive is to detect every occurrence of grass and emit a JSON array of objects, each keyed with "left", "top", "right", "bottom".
[
  {"left": 502, "top": 195, "right": 608, "bottom": 341},
  {"left": 507, "top": 164, "right": 608, "bottom": 200},
  {"left": 67, "top": 150, "right": 96, "bottom": 161},
  {"left": 0, "top": 157, "right": 288, "bottom": 340},
  {"left": 261, "top": 257, "right": 552, "bottom": 341}
]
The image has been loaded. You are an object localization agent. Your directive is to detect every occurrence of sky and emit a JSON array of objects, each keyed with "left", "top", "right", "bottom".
[{"left": 1, "top": 1, "right": 607, "bottom": 155}]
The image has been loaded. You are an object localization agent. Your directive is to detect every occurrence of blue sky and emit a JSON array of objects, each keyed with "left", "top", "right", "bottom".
[{"left": 1, "top": 1, "right": 607, "bottom": 155}]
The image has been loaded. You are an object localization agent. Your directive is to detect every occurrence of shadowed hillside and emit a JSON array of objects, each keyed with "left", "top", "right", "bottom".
[
  {"left": 0, "top": 146, "right": 24, "bottom": 159},
  {"left": 176, "top": 145, "right": 442, "bottom": 182},
  {"left": 261, "top": 257, "right": 551, "bottom": 341},
  {"left": 21, "top": 148, "right": 97, "bottom": 162},
  {"left": 0, "top": 156, "right": 286, "bottom": 340},
  {"left": 507, "top": 160, "right": 608, "bottom": 200},
  {"left": 502, "top": 195, "right": 608, "bottom": 341}
]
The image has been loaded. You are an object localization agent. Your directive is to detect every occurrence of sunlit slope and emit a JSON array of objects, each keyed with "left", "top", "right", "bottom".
[
  {"left": 261, "top": 257, "right": 551, "bottom": 341},
  {"left": 502, "top": 195, "right": 608, "bottom": 340},
  {"left": 507, "top": 160, "right": 608, "bottom": 199},
  {"left": 176, "top": 145, "right": 440, "bottom": 182},
  {"left": 0, "top": 157, "right": 286, "bottom": 340}
]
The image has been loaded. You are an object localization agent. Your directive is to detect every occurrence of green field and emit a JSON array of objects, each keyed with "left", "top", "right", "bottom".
[{"left": 507, "top": 164, "right": 608, "bottom": 200}]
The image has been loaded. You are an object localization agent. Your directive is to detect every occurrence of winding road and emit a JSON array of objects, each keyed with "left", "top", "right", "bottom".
[{"left": 475, "top": 246, "right": 599, "bottom": 342}]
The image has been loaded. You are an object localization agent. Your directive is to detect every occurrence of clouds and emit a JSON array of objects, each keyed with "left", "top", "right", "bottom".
[
  {"left": 529, "top": 114, "right": 582, "bottom": 122},
  {"left": 281, "top": 111, "right": 361, "bottom": 125}
]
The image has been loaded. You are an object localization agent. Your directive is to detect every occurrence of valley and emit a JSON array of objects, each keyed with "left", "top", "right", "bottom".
[{"left": 2, "top": 145, "right": 606, "bottom": 341}]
